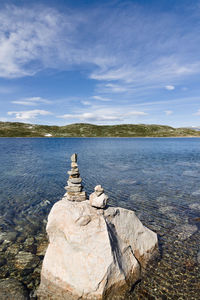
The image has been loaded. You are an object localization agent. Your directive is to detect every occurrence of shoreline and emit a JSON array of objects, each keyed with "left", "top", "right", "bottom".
[{"left": 0, "top": 136, "right": 200, "bottom": 138}]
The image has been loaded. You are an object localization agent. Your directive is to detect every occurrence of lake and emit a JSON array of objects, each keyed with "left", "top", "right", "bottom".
[{"left": 0, "top": 138, "right": 199, "bottom": 299}]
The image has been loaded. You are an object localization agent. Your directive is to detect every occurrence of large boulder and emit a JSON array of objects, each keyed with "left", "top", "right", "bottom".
[{"left": 37, "top": 197, "right": 158, "bottom": 299}]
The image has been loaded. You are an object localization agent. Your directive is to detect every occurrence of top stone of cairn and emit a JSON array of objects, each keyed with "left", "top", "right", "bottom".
[{"left": 71, "top": 153, "right": 77, "bottom": 163}]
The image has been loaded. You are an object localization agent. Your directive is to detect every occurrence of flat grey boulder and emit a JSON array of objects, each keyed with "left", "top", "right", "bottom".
[{"left": 37, "top": 198, "right": 158, "bottom": 299}]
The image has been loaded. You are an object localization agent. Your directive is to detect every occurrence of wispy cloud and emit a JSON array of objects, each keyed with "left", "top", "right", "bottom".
[
  {"left": 7, "top": 109, "right": 52, "bottom": 120},
  {"left": 81, "top": 101, "right": 91, "bottom": 106},
  {"left": 58, "top": 107, "right": 147, "bottom": 124},
  {"left": 165, "top": 110, "right": 173, "bottom": 115},
  {"left": 92, "top": 95, "right": 111, "bottom": 101},
  {"left": 59, "top": 112, "right": 121, "bottom": 122},
  {"left": 165, "top": 85, "right": 175, "bottom": 91},
  {"left": 0, "top": 86, "right": 16, "bottom": 94},
  {"left": 11, "top": 96, "right": 51, "bottom": 106},
  {"left": 194, "top": 109, "right": 200, "bottom": 116},
  {"left": 0, "top": 5, "right": 81, "bottom": 78}
]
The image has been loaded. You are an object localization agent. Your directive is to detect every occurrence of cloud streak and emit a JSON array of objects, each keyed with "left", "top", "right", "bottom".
[
  {"left": 12, "top": 96, "right": 51, "bottom": 106},
  {"left": 165, "top": 110, "right": 173, "bottom": 115},
  {"left": 58, "top": 107, "right": 148, "bottom": 124},
  {"left": 92, "top": 95, "right": 111, "bottom": 101},
  {"left": 8, "top": 109, "right": 52, "bottom": 120},
  {"left": 165, "top": 85, "right": 175, "bottom": 91}
]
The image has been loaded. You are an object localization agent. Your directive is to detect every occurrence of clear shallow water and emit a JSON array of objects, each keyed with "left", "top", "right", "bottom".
[{"left": 0, "top": 138, "right": 199, "bottom": 299}]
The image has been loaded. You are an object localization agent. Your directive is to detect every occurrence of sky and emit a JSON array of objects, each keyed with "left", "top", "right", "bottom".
[{"left": 0, "top": 0, "right": 200, "bottom": 127}]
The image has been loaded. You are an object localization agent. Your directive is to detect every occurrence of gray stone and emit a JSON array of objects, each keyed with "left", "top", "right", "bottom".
[
  {"left": 69, "top": 177, "right": 82, "bottom": 184},
  {"left": 175, "top": 224, "right": 198, "bottom": 241},
  {"left": 67, "top": 181, "right": 82, "bottom": 187},
  {"left": 68, "top": 169, "right": 79, "bottom": 177},
  {"left": 66, "top": 186, "right": 82, "bottom": 193},
  {"left": 0, "top": 279, "right": 29, "bottom": 300},
  {"left": 94, "top": 185, "right": 104, "bottom": 197},
  {"left": 0, "top": 233, "right": 7, "bottom": 244},
  {"left": 0, "top": 256, "right": 6, "bottom": 267},
  {"left": 15, "top": 251, "right": 40, "bottom": 270},
  {"left": 197, "top": 251, "right": 200, "bottom": 264},
  {"left": 89, "top": 192, "right": 108, "bottom": 208},
  {"left": 5, "top": 243, "right": 20, "bottom": 256},
  {"left": 71, "top": 162, "right": 78, "bottom": 168},
  {"left": 4, "top": 231, "right": 18, "bottom": 243},
  {"left": 71, "top": 153, "right": 77, "bottom": 162},
  {"left": 23, "top": 237, "right": 37, "bottom": 254},
  {"left": 65, "top": 191, "right": 87, "bottom": 202}
]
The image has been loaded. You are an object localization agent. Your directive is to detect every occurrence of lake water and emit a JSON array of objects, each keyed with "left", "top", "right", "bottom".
[{"left": 0, "top": 138, "right": 199, "bottom": 299}]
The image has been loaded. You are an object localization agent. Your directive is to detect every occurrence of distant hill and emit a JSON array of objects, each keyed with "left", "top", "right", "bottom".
[{"left": 0, "top": 122, "right": 200, "bottom": 137}]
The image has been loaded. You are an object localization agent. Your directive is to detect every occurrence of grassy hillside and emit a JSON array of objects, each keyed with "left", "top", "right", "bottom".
[{"left": 0, "top": 122, "right": 200, "bottom": 137}]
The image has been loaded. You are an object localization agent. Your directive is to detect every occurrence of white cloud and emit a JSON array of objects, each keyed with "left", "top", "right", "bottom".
[
  {"left": 165, "top": 85, "right": 175, "bottom": 90},
  {"left": 0, "top": 117, "right": 9, "bottom": 122},
  {"left": 59, "top": 112, "right": 121, "bottom": 122},
  {"left": 81, "top": 101, "right": 91, "bottom": 106},
  {"left": 12, "top": 96, "right": 51, "bottom": 106},
  {"left": 127, "top": 111, "right": 148, "bottom": 116},
  {"left": 58, "top": 108, "right": 148, "bottom": 124},
  {"left": 7, "top": 109, "right": 52, "bottom": 120},
  {"left": 165, "top": 110, "right": 173, "bottom": 115},
  {"left": 194, "top": 109, "right": 200, "bottom": 116},
  {"left": 92, "top": 95, "right": 111, "bottom": 101},
  {"left": 0, "top": 5, "right": 80, "bottom": 78},
  {"left": 104, "top": 83, "right": 128, "bottom": 93}
]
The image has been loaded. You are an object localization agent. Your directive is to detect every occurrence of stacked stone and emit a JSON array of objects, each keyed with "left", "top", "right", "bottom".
[
  {"left": 65, "top": 153, "right": 87, "bottom": 202},
  {"left": 89, "top": 185, "right": 108, "bottom": 208}
]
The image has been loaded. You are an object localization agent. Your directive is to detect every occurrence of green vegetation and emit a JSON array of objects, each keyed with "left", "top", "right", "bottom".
[{"left": 0, "top": 121, "right": 200, "bottom": 137}]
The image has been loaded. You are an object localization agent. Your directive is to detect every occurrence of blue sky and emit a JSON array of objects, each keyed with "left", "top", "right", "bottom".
[{"left": 0, "top": 0, "right": 200, "bottom": 127}]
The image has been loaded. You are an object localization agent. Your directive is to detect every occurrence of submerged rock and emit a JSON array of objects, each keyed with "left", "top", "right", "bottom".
[
  {"left": 174, "top": 224, "right": 198, "bottom": 241},
  {"left": 0, "top": 279, "right": 29, "bottom": 300},
  {"left": 197, "top": 251, "right": 200, "bottom": 264},
  {"left": 15, "top": 251, "right": 40, "bottom": 270},
  {"left": 37, "top": 199, "right": 158, "bottom": 299}
]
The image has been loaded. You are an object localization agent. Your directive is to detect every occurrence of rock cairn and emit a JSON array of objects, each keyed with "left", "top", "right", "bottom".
[
  {"left": 37, "top": 154, "right": 159, "bottom": 300},
  {"left": 65, "top": 153, "right": 87, "bottom": 202},
  {"left": 89, "top": 185, "right": 108, "bottom": 208}
]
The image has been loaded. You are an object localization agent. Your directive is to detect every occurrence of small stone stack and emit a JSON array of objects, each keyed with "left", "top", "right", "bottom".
[
  {"left": 65, "top": 153, "right": 87, "bottom": 202},
  {"left": 89, "top": 185, "right": 108, "bottom": 208}
]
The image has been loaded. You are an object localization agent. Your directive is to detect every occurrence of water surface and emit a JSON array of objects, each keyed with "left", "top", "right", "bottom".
[{"left": 0, "top": 138, "right": 199, "bottom": 299}]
